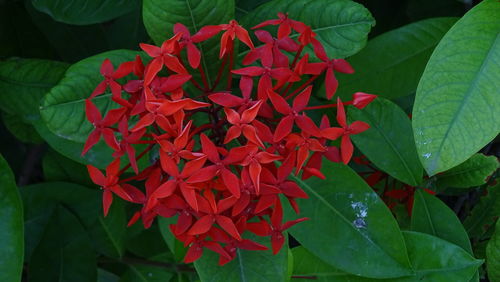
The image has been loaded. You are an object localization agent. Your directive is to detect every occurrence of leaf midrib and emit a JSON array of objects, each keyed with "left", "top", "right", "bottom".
[
  {"left": 427, "top": 32, "right": 500, "bottom": 174},
  {"left": 355, "top": 105, "right": 419, "bottom": 185},
  {"left": 289, "top": 173, "right": 411, "bottom": 270},
  {"left": 98, "top": 216, "right": 123, "bottom": 257}
]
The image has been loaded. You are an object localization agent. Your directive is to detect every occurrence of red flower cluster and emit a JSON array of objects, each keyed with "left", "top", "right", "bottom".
[{"left": 84, "top": 13, "right": 376, "bottom": 265}]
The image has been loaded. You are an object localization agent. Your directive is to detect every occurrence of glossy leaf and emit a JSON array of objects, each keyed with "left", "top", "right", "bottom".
[
  {"left": 28, "top": 205, "right": 97, "bottom": 282},
  {"left": 33, "top": 119, "right": 114, "bottom": 169},
  {"left": 434, "top": 154, "right": 499, "bottom": 190},
  {"left": 242, "top": 0, "right": 375, "bottom": 58},
  {"left": 0, "top": 155, "right": 24, "bottom": 282},
  {"left": 327, "top": 17, "right": 457, "bottom": 101},
  {"left": 412, "top": 0, "right": 500, "bottom": 176},
  {"left": 348, "top": 98, "right": 423, "bottom": 186},
  {"left": 291, "top": 246, "right": 351, "bottom": 281},
  {"left": 31, "top": 0, "right": 136, "bottom": 25},
  {"left": 0, "top": 58, "right": 68, "bottom": 122},
  {"left": 40, "top": 50, "right": 139, "bottom": 143},
  {"left": 2, "top": 112, "right": 43, "bottom": 144},
  {"left": 287, "top": 162, "right": 412, "bottom": 278},
  {"left": 397, "top": 231, "right": 482, "bottom": 282},
  {"left": 194, "top": 234, "right": 289, "bottom": 282},
  {"left": 464, "top": 182, "right": 500, "bottom": 239},
  {"left": 291, "top": 232, "right": 483, "bottom": 282},
  {"left": 486, "top": 220, "right": 500, "bottom": 282},
  {"left": 411, "top": 190, "right": 472, "bottom": 253}
]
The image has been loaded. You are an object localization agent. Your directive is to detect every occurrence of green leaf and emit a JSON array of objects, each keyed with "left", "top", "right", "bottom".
[
  {"left": 88, "top": 199, "right": 127, "bottom": 258},
  {"left": 286, "top": 162, "right": 412, "bottom": 278},
  {"left": 291, "top": 231, "right": 483, "bottom": 282},
  {"left": 291, "top": 246, "right": 350, "bottom": 281},
  {"left": 0, "top": 57, "right": 68, "bottom": 122},
  {"left": 464, "top": 182, "right": 500, "bottom": 239},
  {"left": 143, "top": 0, "right": 235, "bottom": 87},
  {"left": 32, "top": 0, "right": 136, "bottom": 25},
  {"left": 411, "top": 190, "right": 472, "bottom": 253},
  {"left": 241, "top": 0, "right": 375, "bottom": 59},
  {"left": 0, "top": 155, "right": 24, "bottom": 282},
  {"left": 40, "top": 50, "right": 140, "bottom": 143},
  {"left": 194, "top": 234, "right": 289, "bottom": 282},
  {"left": 412, "top": 0, "right": 500, "bottom": 176},
  {"left": 21, "top": 182, "right": 126, "bottom": 260},
  {"left": 348, "top": 98, "right": 423, "bottom": 186},
  {"left": 397, "top": 231, "right": 482, "bottom": 282},
  {"left": 486, "top": 220, "right": 500, "bottom": 282},
  {"left": 28, "top": 205, "right": 97, "bottom": 282},
  {"left": 33, "top": 119, "right": 114, "bottom": 169},
  {"left": 2, "top": 112, "right": 43, "bottom": 144},
  {"left": 434, "top": 154, "right": 499, "bottom": 190},
  {"left": 327, "top": 17, "right": 457, "bottom": 101},
  {"left": 120, "top": 265, "right": 174, "bottom": 282},
  {"left": 42, "top": 149, "right": 95, "bottom": 186}
]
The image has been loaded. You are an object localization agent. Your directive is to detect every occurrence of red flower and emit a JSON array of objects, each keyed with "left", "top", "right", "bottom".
[
  {"left": 322, "top": 98, "right": 370, "bottom": 164},
  {"left": 83, "top": 14, "right": 374, "bottom": 264}
]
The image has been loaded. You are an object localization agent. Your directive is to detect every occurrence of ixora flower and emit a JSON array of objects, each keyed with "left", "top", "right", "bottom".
[{"left": 83, "top": 14, "right": 376, "bottom": 265}]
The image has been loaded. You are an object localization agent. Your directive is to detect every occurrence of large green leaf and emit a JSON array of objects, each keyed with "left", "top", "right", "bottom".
[
  {"left": 291, "top": 231, "right": 482, "bottom": 282},
  {"left": 434, "top": 154, "right": 499, "bottom": 190},
  {"left": 241, "top": 0, "right": 375, "bottom": 59},
  {"left": 412, "top": 0, "right": 500, "bottom": 175},
  {"left": 348, "top": 98, "right": 423, "bottom": 186},
  {"left": 464, "top": 182, "right": 500, "bottom": 239},
  {"left": 398, "top": 231, "right": 482, "bottom": 282},
  {"left": 291, "top": 246, "right": 351, "bottom": 281},
  {"left": 31, "top": 0, "right": 136, "bottom": 25},
  {"left": 33, "top": 119, "right": 114, "bottom": 169},
  {"left": 286, "top": 162, "right": 412, "bottom": 278},
  {"left": 0, "top": 57, "right": 68, "bottom": 122},
  {"left": 28, "top": 205, "right": 97, "bottom": 282},
  {"left": 40, "top": 50, "right": 139, "bottom": 143},
  {"left": 194, "top": 234, "right": 289, "bottom": 282},
  {"left": 143, "top": 0, "right": 234, "bottom": 87},
  {"left": 411, "top": 190, "right": 472, "bottom": 253},
  {"left": 0, "top": 155, "right": 24, "bottom": 282},
  {"left": 325, "top": 17, "right": 457, "bottom": 101},
  {"left": 21, "top": 182, "right": 126, "bottom": 260},
  {"left": 486, "top": 220, "right": 500, "bottom": 282}
]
